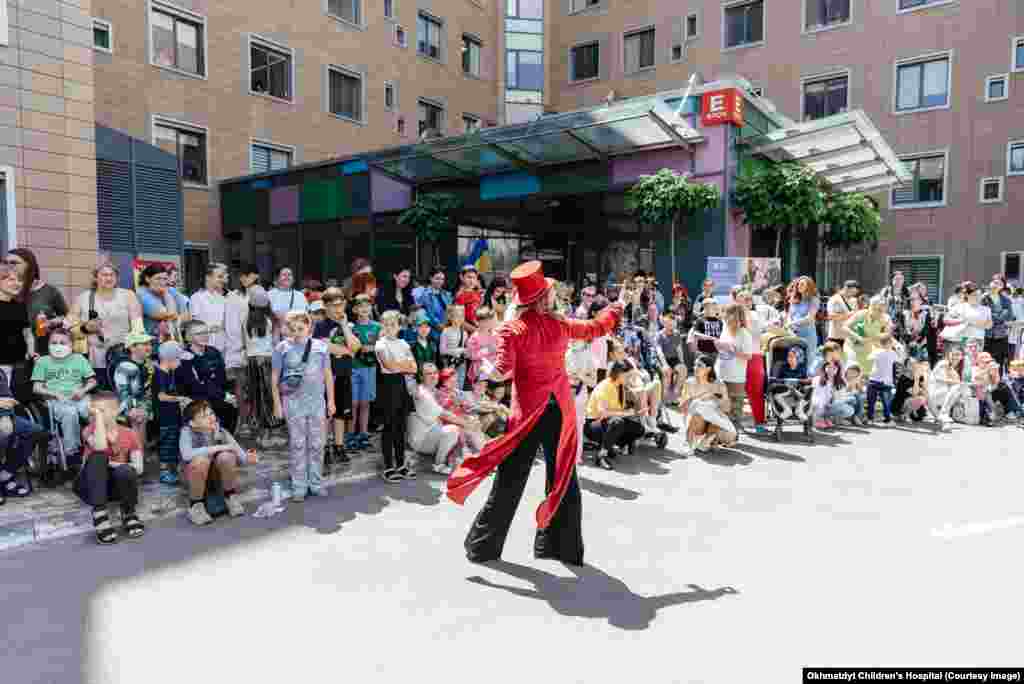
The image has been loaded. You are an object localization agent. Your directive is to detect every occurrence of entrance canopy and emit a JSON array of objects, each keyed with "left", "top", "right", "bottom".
[
  {"left": 743, "top": 110, "right": 912, "bottom": 193},
  {"left": 361, "top": 95, "right": 703, "bottom": 184}
]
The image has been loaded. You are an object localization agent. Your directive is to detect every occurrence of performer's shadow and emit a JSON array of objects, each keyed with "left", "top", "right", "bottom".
[{"left": 468, "top": 561, "right": 737, "bottom": 630}]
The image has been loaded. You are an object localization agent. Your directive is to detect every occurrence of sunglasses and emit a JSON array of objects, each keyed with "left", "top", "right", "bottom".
[{"left": 2, "top": 258, "right": 21, "bottom": 266}]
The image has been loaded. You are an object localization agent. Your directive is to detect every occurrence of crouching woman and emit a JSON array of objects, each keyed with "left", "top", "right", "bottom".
[{"left": 681, "top": 354, "right": 738, "bottom": 453}]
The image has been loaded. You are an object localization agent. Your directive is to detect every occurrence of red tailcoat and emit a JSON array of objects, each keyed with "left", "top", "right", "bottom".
[{"left": 446, "top": 304, "right": 623, "bottom": 529}]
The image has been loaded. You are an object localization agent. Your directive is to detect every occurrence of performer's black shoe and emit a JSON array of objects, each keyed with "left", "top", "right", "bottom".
[
  {"left": 466, "top": 550, "right": 500, "bottom": 564},
  {"left": 658, "top": 421, "right": 679, "bottom": 433},
  {"left": 335, "top": 445, "right": 351, "bottom": 465},
  {"left": 596, "top": 452, "right": 615, "bottom": 470}
]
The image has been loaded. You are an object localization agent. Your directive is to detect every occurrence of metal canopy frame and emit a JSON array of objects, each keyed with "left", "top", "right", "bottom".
[{"left": 742, "top": 110, "right": 912, "bottom": 193}]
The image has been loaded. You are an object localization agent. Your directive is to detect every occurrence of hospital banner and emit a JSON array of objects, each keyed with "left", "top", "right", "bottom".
[{"left": 706, "top": 257, "right": 782, "bottom": 300}]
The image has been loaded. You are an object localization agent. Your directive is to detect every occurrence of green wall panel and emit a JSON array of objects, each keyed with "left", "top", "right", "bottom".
[{"left": 222, "top": 188, "right": 257, "bottom": 228}]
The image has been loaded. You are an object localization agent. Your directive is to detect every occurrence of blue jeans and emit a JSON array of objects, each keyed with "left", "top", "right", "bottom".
[
  {"left": 842, "top": 392, "right": 866, "bottom": 418},
  {"left": 46, "top": 399, "right": 90, "bottom": 457},
  {"left": 866, "top": 380, "right": 893, "bottom": 420},
  {"left": 795, "top": 324, "right": 819, "bottom": 374},
  {"left": 825, "top": 400, "right": 855, "bottom": 421}
]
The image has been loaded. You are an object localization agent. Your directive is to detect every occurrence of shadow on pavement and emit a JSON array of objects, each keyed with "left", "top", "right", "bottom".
[
  {"left": 693, "top": 447, "right": 754, "bottom": 467},
  {"left": 467, "top": 561, "right": 738, "bottom": 630},
  {"left": 612, "top": 447, "right": 676, "bottom": 476},
  {"left": 733, "top": 442, "right": 806, "bottom": 463},
  {"left": 577, "top": 476, "right": 641, "bottom": 501}
]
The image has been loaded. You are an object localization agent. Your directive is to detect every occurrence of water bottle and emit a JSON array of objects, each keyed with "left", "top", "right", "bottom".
[{"left": 271, "top": 482, "right": 282, "bottom": 506}]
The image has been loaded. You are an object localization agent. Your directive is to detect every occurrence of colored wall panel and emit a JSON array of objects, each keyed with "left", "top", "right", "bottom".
[
  {"left": 222, "top": 188, "right": 257, "bottom": 228},
  {"left": 301, "top": 178, "right": 341, "bottom": 222},
  {"left": 349, "top": 173, "right": 370, "bottom": 215},
  {"left": 371, "top": 170, "right": 413, "bottom": 213},
  {"left": 480, "top": 171, "right": 540, "bottom": 201},
  {"left": 611, "top": 147, "right": 692, "bottom": 187},
  {"left": 341, "top": 160, "right": 369, "bottom": 175},
  {"left": 540, "top": 167, "right": 609, "bottom": 196},
  {"left": 270, "top": 186, "right": 299, "bottom": 225}
]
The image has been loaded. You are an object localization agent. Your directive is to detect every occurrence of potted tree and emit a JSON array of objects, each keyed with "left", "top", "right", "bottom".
[{"left": 398, "top": 192, "right": 463, "bottom": 274}]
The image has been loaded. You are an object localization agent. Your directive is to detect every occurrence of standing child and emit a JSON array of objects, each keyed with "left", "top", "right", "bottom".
[
  {"left": 440, "top": 304, "right": 468, "bottom": 389},
  {"left": 375, "top": 310, "right": 418, "bottom": 482},
  {"left": 349, "top": 294, "right": 380, "bottom": 451},
  {"left": 181, "top": 320, "right": 238, "bottom": 434},
  {"left": 31, "top": 328, "right": 97, "bottom": 469},
  {"left": 411, "top": 316, "right": 438, "bottom": 377},
  {"left": 113, "top": 331, "right": 156, "bottom": 447},
  {"left": 466, "top": 306, "right": 498, "bottom": 387},
  {"left": 243, "top": 286, "right": 278, "bottom": 442},
  {"left": 689, "top": 300, "right": 723, "bottom": 367},
  {"left": 272, "top": 311, "right": 335, "bottom": 502},
  {"left": 866, "top": 333, "right": 899, "bottom": 424},
  {"left": 313, "top": 287, "right": 359, "bottom": 465},
  {"left": 154, "top": 341, "right": 192, "bottom": 484}
]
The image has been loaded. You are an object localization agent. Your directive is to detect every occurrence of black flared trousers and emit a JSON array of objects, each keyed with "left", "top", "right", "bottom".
[{"left": 464, "top": 397, "right": 584, "bottom": 566}]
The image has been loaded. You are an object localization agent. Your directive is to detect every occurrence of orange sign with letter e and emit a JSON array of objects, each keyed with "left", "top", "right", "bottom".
[{"left": 701, "top": 88, "right": 744, "bottom": 127}]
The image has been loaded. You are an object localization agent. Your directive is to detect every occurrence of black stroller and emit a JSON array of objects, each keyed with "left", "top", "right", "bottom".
[{"left": 763, "top": 334, "right": 814, "bottom": 444}]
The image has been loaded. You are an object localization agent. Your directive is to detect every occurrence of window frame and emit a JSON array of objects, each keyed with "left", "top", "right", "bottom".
[
  {"left": 568, "top": 0, "right": 603, "bottom": 15},
  {"left": 417, "top": 12, "right": 444, "bottom": 62},
  {"left": 1007, "top": 140, "right": 1024, "bottom": 177},
  {"left": 984, "top": 73, "right": 1009, "bottom": 103},
  {"left": 623, "top": 26, "right": 656, "bottom": 75},
  {"left": 722, "top": 0, "right": 765, "bottom": 52},
  {"left": 249, "top": 139, "right": 295, "bottom": 175},
  {"left": 151, "top": 115, "right": 210, "bottom": 188},
  {"left": 326, "top": 0, "right": 363, "bottom": 28},
  {"left": 326, "top": 64, "right": 366, "bottom": 124},
  {"left": 569, "top": 40, "right": 600, "bottom": 83},
  {"left": 1012, "top": 36, "right": 1024, "bottom": 73},
  {"left": 890, "top": 149, "right": 949, "bottom": 210},
  {"left": 248, "top": 34, "right": 295, "bottom": 103},
  {"left": 395, "top": 24, "right": 408, "bottom": 47},
  {"left": 462, "top": 33, "right": 482, "bottom": 77},
  {"left": 978, "top": 176, "right": 1004, "bottom": 204},
  {"left": 892, "top": 50, "right": 953, "bottom": 115},
  {"left": 92, "top": 18, "right": 114, "bottom": 53},
  {"left": 384, "top": 0, "right": 394, "bottom": 19},
  {"left": 418, "top": 97, "right": 446, "bottom": 138},
  {"left": 800, "top": 68, "right": 851, "bottom": 121},
  {"left": 384, "top": 81, "right": 397, "bottom": 110},
  {"left": 685, "top": 12, "right": 699, "bottom": 39},
  {"left": 896, "top": 0, "right": 958, "bottom": 14},
  {"left": 148, "top": 1, "right": 207, "bottom": 79},
  {"left": 886, "top": 255, "right": 944, "bottom": 304},
  {"left": 462, "top": 113, "right": 481, "bottom": 134},
  {"left": 802, "top": 0, "right": 852, "bottom": 34}
]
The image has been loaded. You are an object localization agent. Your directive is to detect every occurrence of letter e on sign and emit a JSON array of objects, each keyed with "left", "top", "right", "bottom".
[{"left": 701, "top": 88, "right": 744, "bottom": 127}]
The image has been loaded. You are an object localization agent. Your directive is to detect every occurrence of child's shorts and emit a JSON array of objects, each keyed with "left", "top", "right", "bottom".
[
  {"left": 333, "top": 373, "right": 353, "bottom": 419},
  {"left": 351, "top": 366, "right": 377, "bottom": 403}
]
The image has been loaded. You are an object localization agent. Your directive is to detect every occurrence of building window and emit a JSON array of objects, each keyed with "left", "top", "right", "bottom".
[
  {"left": 508, "top": 0, "right": 543, "bottom": 19},
  {"left": 385, "top": 81, "right": 396, "bottom": 110},
  {"left": 671, "top": 44, "right": 683, "bottom": 61},
  {"left": 250, "top": 38, "right": 292, "bottom": 100},
  {"left": 463, "top": 34, "right": 481, "bottom": 76},
  {"left": 895, "top": 53, "right": 950, "bottom": 112},
  {"left": 891, "top": 152, "right": 946, "bottom": 207},
  {"left": 803, "top": 73, "right": 848, "bottom": 120},
  {"left": 805, "top": 0, "right": 850, "bottom": 30},
  {"left": 570, "top": 0, "right": 600, "bottom": 11},
  {"left": 328, "top": 0, "right": 361, "bottom": 25},
  {"left": 507, "top": 51, "right": 543, "bottom": 90},
  {"left": 93, "top": 18, "right": 113, "bottom": 52},
  {"left": 624, "top": 28, "right": 655, "bottom": 74},
  {"left": 418, "top": 99, "right": 444, "bottom": 137},
  {"left": 1008, "top": 141, "right": 1024, "bottom": 176},
  {"left": 384, "top": 0, "right": 393, "bottom": 18},
  {"left": 328, "top": 66, "right": 363, "bottom": 121},
  {"left": 979, "top": 177, "right": 1004, "bottom": 204},
  {"left": 724, "top": 1, "right": 764, "bottom": 49},
  {"left": 397, "top": 117, "right": 406, "bottom": 136},
  {"left": 1003, "top": 252, "right": 1023, "bottom": 285},
  {"left": 463, "top": 114, "right": 481, "bottom": 133},
  {"left": 1013, "top": 36, "right": 1024, "bottom": 72},
  {"left": 153, "top": 118, "right": 207, "bottom": 185},
  {"left": 251, "top": 143, "right": 292, "bottom": 174},
  {"left": 888, "top": 256, "right": 942, "bottom": 303},
  {"left": 570, "top": 42, "right": 599, "bottom": 81},
  {"left": 151, "top": 4, "right": 205, "bottom": 76},
  {"left": 395, "top": 25, "right": 407, "bottom": 47},
  {"left": 898, "top": 0, "right": 950, "bottom": 9},
  {"left": 985, "top": 74, "right": 1009, "bottom": 102},
  {"left": 418, "top": 13, "right": 442, "bottom": 60},
  {"left": 686, "top": 13, "right": 699, "bottom": 38}
]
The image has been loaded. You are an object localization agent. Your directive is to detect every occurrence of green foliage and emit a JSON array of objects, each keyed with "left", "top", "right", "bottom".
[
  {"left": 731, "top": 161, "right": 827, "bottom": 232},
  {"left": 820, "top": 191, "right": 882, "bottom": 248},
  {"left": 398, "top": 193, "right": 462, "bottom": 243},
  {"left": 625, "top": 168, "right": 721, "bottom": 226}
]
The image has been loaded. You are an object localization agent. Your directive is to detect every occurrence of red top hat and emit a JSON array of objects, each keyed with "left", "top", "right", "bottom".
[
  {"left": 438, "top": 367, "right": 457, "bottom": 383},
  {"left": 510, "top": 261, "right": 554, "bottom": 306}
]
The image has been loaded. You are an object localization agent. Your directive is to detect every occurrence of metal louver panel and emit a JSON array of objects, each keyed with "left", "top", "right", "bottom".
[
  {"left": 890, "top": 257, "right": 941, "bottom": 301},
  {"left": 134, "top": 164, "right": 182, "bottom": 254},
  {"left": 252, "top": 145, "right": 271, "bottom": 174},
  {"left": 97, "top": 159, "right": 133, "bottom": 252}
]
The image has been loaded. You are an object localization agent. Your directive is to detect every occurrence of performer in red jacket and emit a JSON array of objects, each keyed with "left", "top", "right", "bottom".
[{"left": 447, "top": 261, "right": 625, "bottom": 565}]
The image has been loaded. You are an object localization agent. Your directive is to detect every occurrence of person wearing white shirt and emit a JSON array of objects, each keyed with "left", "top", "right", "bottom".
[
  {"left": 715, "top": 302, "right": 754, "bottom": 425},
  {"left": 267, "top": 266, "right": 307, "bottom": 341},
  {"left": 188, "top": 263, "right": 229, "bottom": 353},
  {"left": 943, "top": 283, "right": 992, "bottom": 349},
  {"left": 408, "top": 363, "right": 467, "bottom": 475}
]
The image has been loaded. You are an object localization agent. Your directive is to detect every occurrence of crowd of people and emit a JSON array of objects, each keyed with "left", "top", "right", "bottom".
[{"left": 1, "top": 245, "right": 1023, "bottom": 546}]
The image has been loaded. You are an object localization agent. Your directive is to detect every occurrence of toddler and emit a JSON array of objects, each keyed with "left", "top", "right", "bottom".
[
  {"left": 866, "top": 334, "right": 899, "bottom": 424},
  {"left": 440, "top": 304, "right": 468, "bottom": 390},
  {"left": 31, "top": 328, "right": 97, "bottom": 467},
  {"left": 811, "top": 361, "right": 851, "bottom": 429},
  {"left": 768, "top": 347, "right": 811, "bottom": 421},
  {"left": 272, "top": 311, "right": 335, "bottom": 502},
  {"left": 466, "top": 306, "right": 498, "bottom": 387},
  {"left": 434, "top": 367, "right": 486, "bottom": 454}
]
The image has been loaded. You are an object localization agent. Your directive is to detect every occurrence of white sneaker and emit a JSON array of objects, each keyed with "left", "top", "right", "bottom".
[
  {"left": 794, "top": 404, "right": 808, "bottom": 422},
  {"left": 189, "top": 502, "right": 213, "bottom": 526},
  {"left": 433, "top": 463, "right": 453, "bottom": 475},
  {"left": 226, "top": 495, "right": 245, "bottom": 517}
]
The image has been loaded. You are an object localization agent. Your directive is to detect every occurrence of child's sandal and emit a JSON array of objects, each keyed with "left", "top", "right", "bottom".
[
  {"left": 93, "top": 510, "right": 118, "bottom": 545},
  {"left": 123, "top": 514, "right": 146, "bottom": 540}
]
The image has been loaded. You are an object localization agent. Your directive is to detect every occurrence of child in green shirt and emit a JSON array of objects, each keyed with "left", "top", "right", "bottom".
[{"left": 31, "top": 328, "right": 97, "bottom": 462}]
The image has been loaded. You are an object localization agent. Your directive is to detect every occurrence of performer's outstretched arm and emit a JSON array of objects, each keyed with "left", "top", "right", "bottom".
[{"left": 564, "top": 301, "right": 625, "bottom": 342}]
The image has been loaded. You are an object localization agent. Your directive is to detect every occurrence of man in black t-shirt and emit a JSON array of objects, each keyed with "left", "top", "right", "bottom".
[
  {"left": 0, "top": 264, "right": 32, "bottom": 377},
  {"left": 690, "top": 300, "right": 723, "bottom": 366}
]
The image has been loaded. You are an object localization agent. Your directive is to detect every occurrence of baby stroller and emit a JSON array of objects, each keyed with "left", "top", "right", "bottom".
[{"left": 763, "top": 333, "right": 814, "bottom": 444}]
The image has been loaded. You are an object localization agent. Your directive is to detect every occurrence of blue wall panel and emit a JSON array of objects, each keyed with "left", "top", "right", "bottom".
[{"left": 480, "top": 171, "right": 541, "bottom": 201}]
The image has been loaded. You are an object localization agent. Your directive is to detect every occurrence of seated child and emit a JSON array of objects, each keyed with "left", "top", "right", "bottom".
[
  {"left": 767, "top": 347, "right": 811, "bottom": 421},
  {"left": 181, "top": 320, "right": 238, "bottom": 434},
  {"left": 866, "top": 334, "right": 899, "bottom": 424},
  {"left": 1007, "top": 360, "right": 1024, "bottom": 413},
  {"left": 811, "top": 361, "right": 851, "bottom": 429},
  {"left": 75, "top": 392, "right": 145, "bottom": 544},
  {"left": 179, "top": 399, "right": 258, "bottom": 526},
  {"left": 434, "top": 367, "right": 486, "bottom": 453},
  {"left": 835, "top": 363, "right": 866, "bottom": 426},
  {"left": 31, "top": 328, "right": 97, "bottom": 467},
  {"left": 466, "top": 375, "right": 511, "bottom": 439}
]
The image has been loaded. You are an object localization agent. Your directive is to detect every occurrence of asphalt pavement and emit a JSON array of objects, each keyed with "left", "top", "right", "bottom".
[{"left": 2, "top": 419, "right": 1023, "bottom": 684}]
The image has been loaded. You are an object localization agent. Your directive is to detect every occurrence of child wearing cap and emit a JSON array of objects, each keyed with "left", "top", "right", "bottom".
[
  {"left": 411, "top": 314, "right": 438, "bottom": 377},
  {"left": 154, "top": 341, "right": 192, "bottom": 484},
  {"left": 113, "top": 331, "right": 156, "bottom": 444},
  {"left": 313, "top": 287, "right": 359, "bottom": 464}
]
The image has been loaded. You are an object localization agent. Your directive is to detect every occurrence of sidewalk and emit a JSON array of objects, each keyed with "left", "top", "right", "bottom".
[{"left": 0, "top": 431, "right": 394, "bottom": 554}]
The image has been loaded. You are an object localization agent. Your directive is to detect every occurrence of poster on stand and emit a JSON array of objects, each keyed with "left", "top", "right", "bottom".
[{"left": 706, "top": 257, "right": 782, "bottom": 302}]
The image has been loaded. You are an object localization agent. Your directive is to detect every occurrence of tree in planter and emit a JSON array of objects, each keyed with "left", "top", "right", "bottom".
[
  {"left": 820, "top": 191, "right": 882, "bottom": 249},
  {"left": 625, "top": 168, "right": 721, "bottom": 285},
  {"left": 398, "top": 193, "right": 462, "bottom": 273},
  {"left": 732, "top": 161, "right": 827, "bottom": 259}
]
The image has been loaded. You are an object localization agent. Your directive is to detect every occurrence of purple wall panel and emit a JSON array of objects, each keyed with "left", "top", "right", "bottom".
[
  {"left": 269, "top": 186, "right": 299, "bottom": 226},
  {"left": 611, "top": 148, "right": 692, "bottom": 187},
  {"left": 371, "top": 170, "right": 413, "bottom": 213},
  {"left": 693, "top": 123, "right": 728, "bottom": 177}
]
